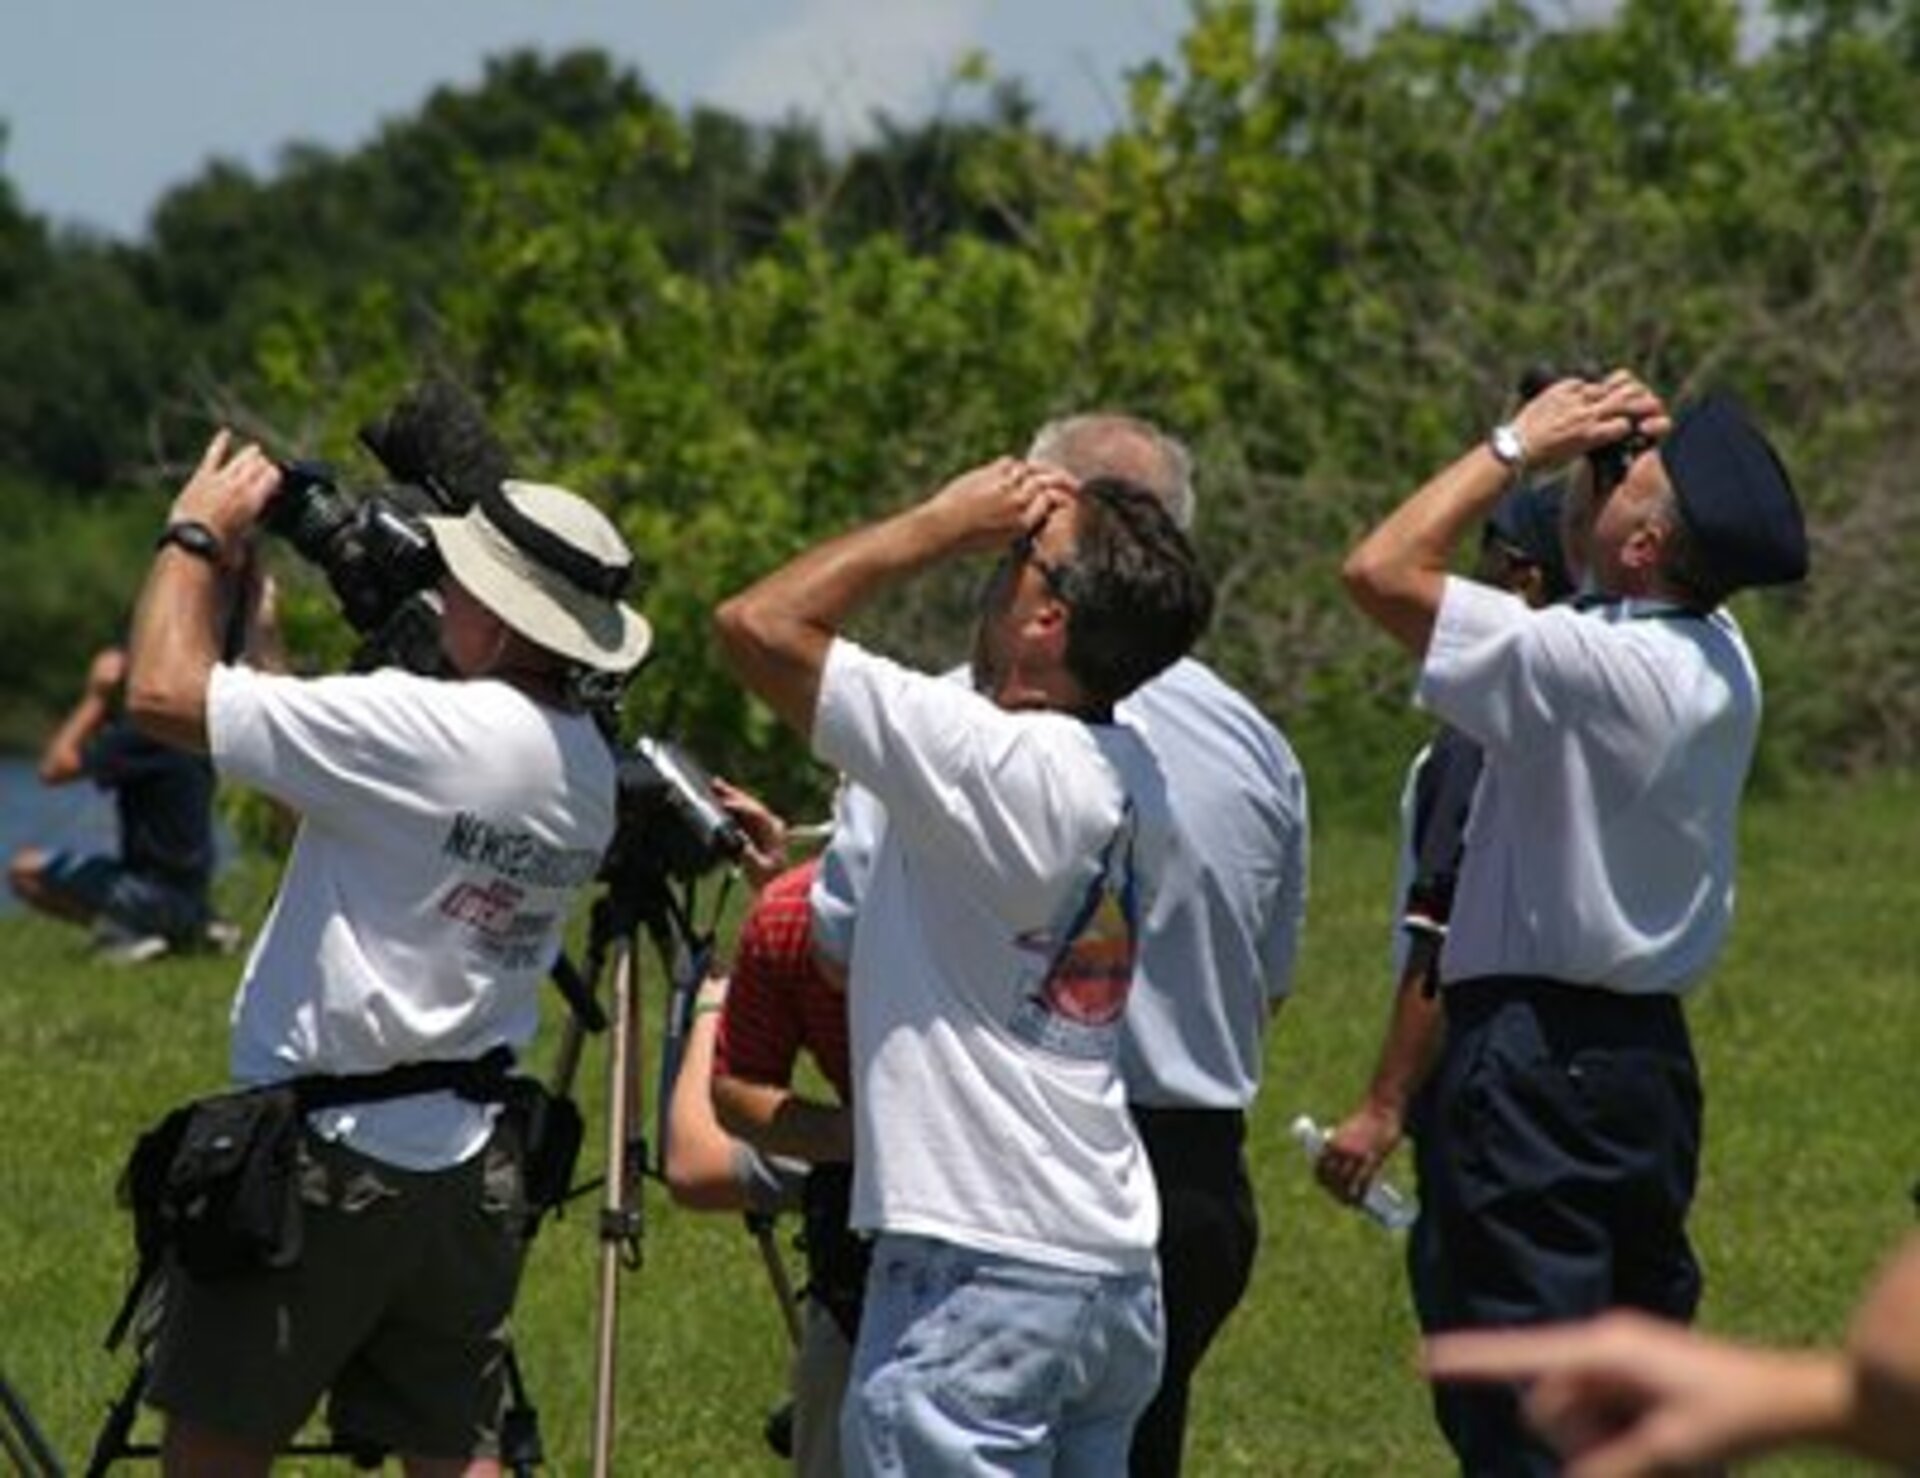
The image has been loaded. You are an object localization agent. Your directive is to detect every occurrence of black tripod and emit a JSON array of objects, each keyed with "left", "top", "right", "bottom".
[{"left": 1, "top": 1368, "right": 64, "bottom": 1478}]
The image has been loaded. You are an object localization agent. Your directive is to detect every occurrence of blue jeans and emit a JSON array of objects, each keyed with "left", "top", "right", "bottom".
[
  {"left": 843, "top": 1234, "right": 1163, "bottom": 1477},
  {"left": 44, "top": 850, "right": 209, "bottom": 942}
]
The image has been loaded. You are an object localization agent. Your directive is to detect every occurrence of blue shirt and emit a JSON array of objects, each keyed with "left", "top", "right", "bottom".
[
  {"left": 82, "top": 718, "right": 216, "bottom": 885},
  {"left": 1112, "top": 658, "right": 1309, "bottom": 1108}
]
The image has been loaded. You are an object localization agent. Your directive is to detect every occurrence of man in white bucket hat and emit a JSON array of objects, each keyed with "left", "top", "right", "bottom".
[
  {"left": 122, "top": 427, "right": 647, "bottom": 1476},
  {"left": 425, "top": 476, "right": 651, "bottom": 677}
]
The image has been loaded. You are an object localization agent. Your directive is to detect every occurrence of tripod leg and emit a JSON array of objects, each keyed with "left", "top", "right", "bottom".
[
  {"left": 747, "top": 1213, "right": 803, "bottom": 1347},
  {"left": 589, "top": 934, "right": 644, "bottom": 1478},
  {"left": 83, "top": 1358, "right": 150, "bottom": 1478},
  {"left": 0, "top": 1367, "right": 65, "bottom": 1478}
]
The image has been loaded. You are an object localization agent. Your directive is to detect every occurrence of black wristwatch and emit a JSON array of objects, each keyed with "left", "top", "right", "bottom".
[{"left": 155, "top": 519, "right": 224, "bottom": 565}]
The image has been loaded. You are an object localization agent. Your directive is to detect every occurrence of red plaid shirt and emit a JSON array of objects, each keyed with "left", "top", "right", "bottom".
[{"left": 714, "top": 859, "right": 852, "bottom": 1102}]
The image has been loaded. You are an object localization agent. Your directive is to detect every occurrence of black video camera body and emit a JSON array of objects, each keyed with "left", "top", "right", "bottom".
[
  {"left": 265, "top": 459, "right": 448, "bottom": 672},
  {"left": 608, "top": 737, "right": 745, "bottom": 887},
  {"left": 265, "top": 383, "right": 747, "bottom": 909},
  {"left": 262, "top": 380, "right": 513, "bottom": 675}
]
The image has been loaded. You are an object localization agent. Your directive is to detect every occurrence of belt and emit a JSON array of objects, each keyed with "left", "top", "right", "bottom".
[{"left": 1443, "top": 974, "right": 1689, "bottom": 1043}]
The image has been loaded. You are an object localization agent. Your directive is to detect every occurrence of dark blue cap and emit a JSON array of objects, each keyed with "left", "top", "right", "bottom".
[
  {"left": 1660, "top": 393, "right": 1808, "bottom": 591},
  {"left": 1484, "top": 480, "right": 1572, "bottom": 599}
]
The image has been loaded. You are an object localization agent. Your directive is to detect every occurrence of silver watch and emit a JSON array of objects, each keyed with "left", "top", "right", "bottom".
[{"left": 1488, "top": 422, "right": 1528, "bottom": 472}]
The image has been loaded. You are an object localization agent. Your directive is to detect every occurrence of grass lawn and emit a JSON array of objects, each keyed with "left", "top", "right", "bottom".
[{"left": 2, "top": 774, "right": 1912, "bottom": 1474}]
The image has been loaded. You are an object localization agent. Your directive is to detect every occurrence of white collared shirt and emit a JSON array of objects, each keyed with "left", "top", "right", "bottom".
[{"left": 1416, "top": 579, "right": 1760, "bottom": 995}]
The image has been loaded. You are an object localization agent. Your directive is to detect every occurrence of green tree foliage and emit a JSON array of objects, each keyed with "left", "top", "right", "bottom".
[
  {"left": 0, "top": 153, "right": 162, "bottom": 491},
  {"left": 5, "top": 3, "right": 1918, "bottom": 799}
]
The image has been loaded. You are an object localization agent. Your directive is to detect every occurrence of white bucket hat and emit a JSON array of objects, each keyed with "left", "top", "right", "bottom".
[{"left": 425, "top": 480, "right": 652, "bottom": 673}]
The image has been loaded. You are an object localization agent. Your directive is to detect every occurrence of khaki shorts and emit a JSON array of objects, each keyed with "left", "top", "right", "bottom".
[{"left": 145, "top": 1124, "right": 527, "bottom": 1459}]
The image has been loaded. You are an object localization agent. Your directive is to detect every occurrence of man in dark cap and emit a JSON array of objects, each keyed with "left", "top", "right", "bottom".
[
  {"left": 1312, "top": 479, "right": 1572, "bottom": 1325},
  {"left": 1341, "top": 369, "right": 1807, "bottom": 1477}
]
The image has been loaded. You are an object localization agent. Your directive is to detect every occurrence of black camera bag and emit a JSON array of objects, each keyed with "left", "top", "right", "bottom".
[
  {"left": 158, "top": 1086, "right": 305, "bottom": 1280},
  {"left": 501, "top": 1076, "right": 584, "bottom": 1219},
  {"left": 798, "top": 1162, "right": 871, "bottom": 1343}
]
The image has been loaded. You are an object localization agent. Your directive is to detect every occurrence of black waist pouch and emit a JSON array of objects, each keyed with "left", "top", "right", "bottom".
[
  {"left": 122, "top": 1086, "right": 304, "bottom": 1282},
  {"left": 502, "top": 1077, "right": 583, "bottom": 1218}
]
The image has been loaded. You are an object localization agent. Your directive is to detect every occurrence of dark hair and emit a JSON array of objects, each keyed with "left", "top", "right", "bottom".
[{"left": 1051, "top": 477, "right": 1214, "bottom": 709}]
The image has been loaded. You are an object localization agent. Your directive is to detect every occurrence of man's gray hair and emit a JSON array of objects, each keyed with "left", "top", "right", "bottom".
[{"left": 1026, "top": 413, "right": 1196, "bottom": 532}]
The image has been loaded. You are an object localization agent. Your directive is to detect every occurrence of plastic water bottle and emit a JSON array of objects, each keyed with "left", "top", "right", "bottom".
[{"left": 1289, "top": 1114, "right": 1418, "bottom": 1231}]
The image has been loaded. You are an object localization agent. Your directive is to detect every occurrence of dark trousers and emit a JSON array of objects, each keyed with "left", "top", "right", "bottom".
[
  {"left": 1417, "top": 977, "right": 1703, "bottom": 1478},
  {"left": 1128, "top": 1105, "right": 1258, "bottom": 1478}
]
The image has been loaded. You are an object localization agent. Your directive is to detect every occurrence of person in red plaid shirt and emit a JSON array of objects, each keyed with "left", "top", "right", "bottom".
[{"left": 707, "top": 857, "right": 856, "bottom": 1478}]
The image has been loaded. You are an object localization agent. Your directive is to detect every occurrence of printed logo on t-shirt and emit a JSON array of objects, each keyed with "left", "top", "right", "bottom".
[
  {"left": 1006, "top": 877, "right": 1138, "bottom": 1062},
  {"left": 437, "top": 811, "right": 591, "bottom": 968},
  {"left": 441, "top": 812, "right": 603, "bottom": 888}
]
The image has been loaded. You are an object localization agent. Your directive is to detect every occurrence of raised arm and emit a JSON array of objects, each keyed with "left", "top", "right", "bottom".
[
  {"left": 38, "top": 647, "right": 128, "bottom": 784},
  {"left": 126, "top": 431, "right": 283, "bottom": 752},
  {"left": 1343, "top": 373, "right": 1664, "bottom": 656},
  {"left": 713, "top": 459, "right": 1071, "bottom": 736}
]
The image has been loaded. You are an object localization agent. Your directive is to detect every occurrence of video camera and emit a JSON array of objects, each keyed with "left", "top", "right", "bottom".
[
  {"left": 607, "top": 737, "right": 745, "bottom": 892},
  {"left": 1517, "top": 362, "right": 1653, "bottom": 495},
  {"left": 264, "top": 380, "right": 743, "bottom": 893},
  {"left": 262, "top": 379, "right": 511, "bottom": 676}
]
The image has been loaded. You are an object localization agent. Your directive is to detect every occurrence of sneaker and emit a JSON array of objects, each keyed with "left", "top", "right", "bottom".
[
  {"left": 92, "top": 930, "right": 173, "bottom": 966},
  {"left": 202, "top": 919, "right": 245, "bottom": 955}
]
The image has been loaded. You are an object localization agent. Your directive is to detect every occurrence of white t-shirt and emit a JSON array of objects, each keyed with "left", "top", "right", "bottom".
[
  {"left": 1417, "top": 579, "right": 1760, "bottom": 995},
  {"left": 208, "top": 664, "right": 616, "bottom": 1169},
  {"left": 812, "top": 639, "right": 1163, "bottom": 1275},
  {"left": 814, "top": 658, "right": 1308, "bottom": 1112}
]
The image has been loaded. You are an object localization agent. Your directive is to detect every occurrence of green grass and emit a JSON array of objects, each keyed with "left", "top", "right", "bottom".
[{"left": 3, "top": 775, "right": 1914, "bottom": 1475}]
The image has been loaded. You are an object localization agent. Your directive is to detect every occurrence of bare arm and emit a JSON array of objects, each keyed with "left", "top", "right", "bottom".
[
  {"left": 1426, "top": 1312, "right": 1852, "bottom": 1476},
  {"left": 1343, "top": 373, "right": 1664, "bottom": 656},
  {"left": 1423, "top": 1237, "right": 1920, "bottom": 1473},
  {"left": 38, "top": 648, "right": 127, "bottom": 784},
  {"left": 712, "top": 1073, "right": 852, "bottom": 1166},
  {"left": 125, "top": 432, "right": 283, "bottom": 752},
  {"left": 1315, "top": 939, "right": 1447, "bottom": 1205},
  {"left": 713, "top": 458, "right": 1071, "bottom": 737},
  {"left": 662, "top": 978, "right": 756, "bottom": 1212},
  {"left": 1845, "top": 1234, "right": 1920, "bottom": 1467}
]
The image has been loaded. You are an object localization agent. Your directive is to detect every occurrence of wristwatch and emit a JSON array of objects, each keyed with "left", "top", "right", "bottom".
[
  {"left": 1488, "top": 421, "right": 1528, "bottom": 473},
  {"left": 154, "top": 519, "right": 224, "bottom": 565}
]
